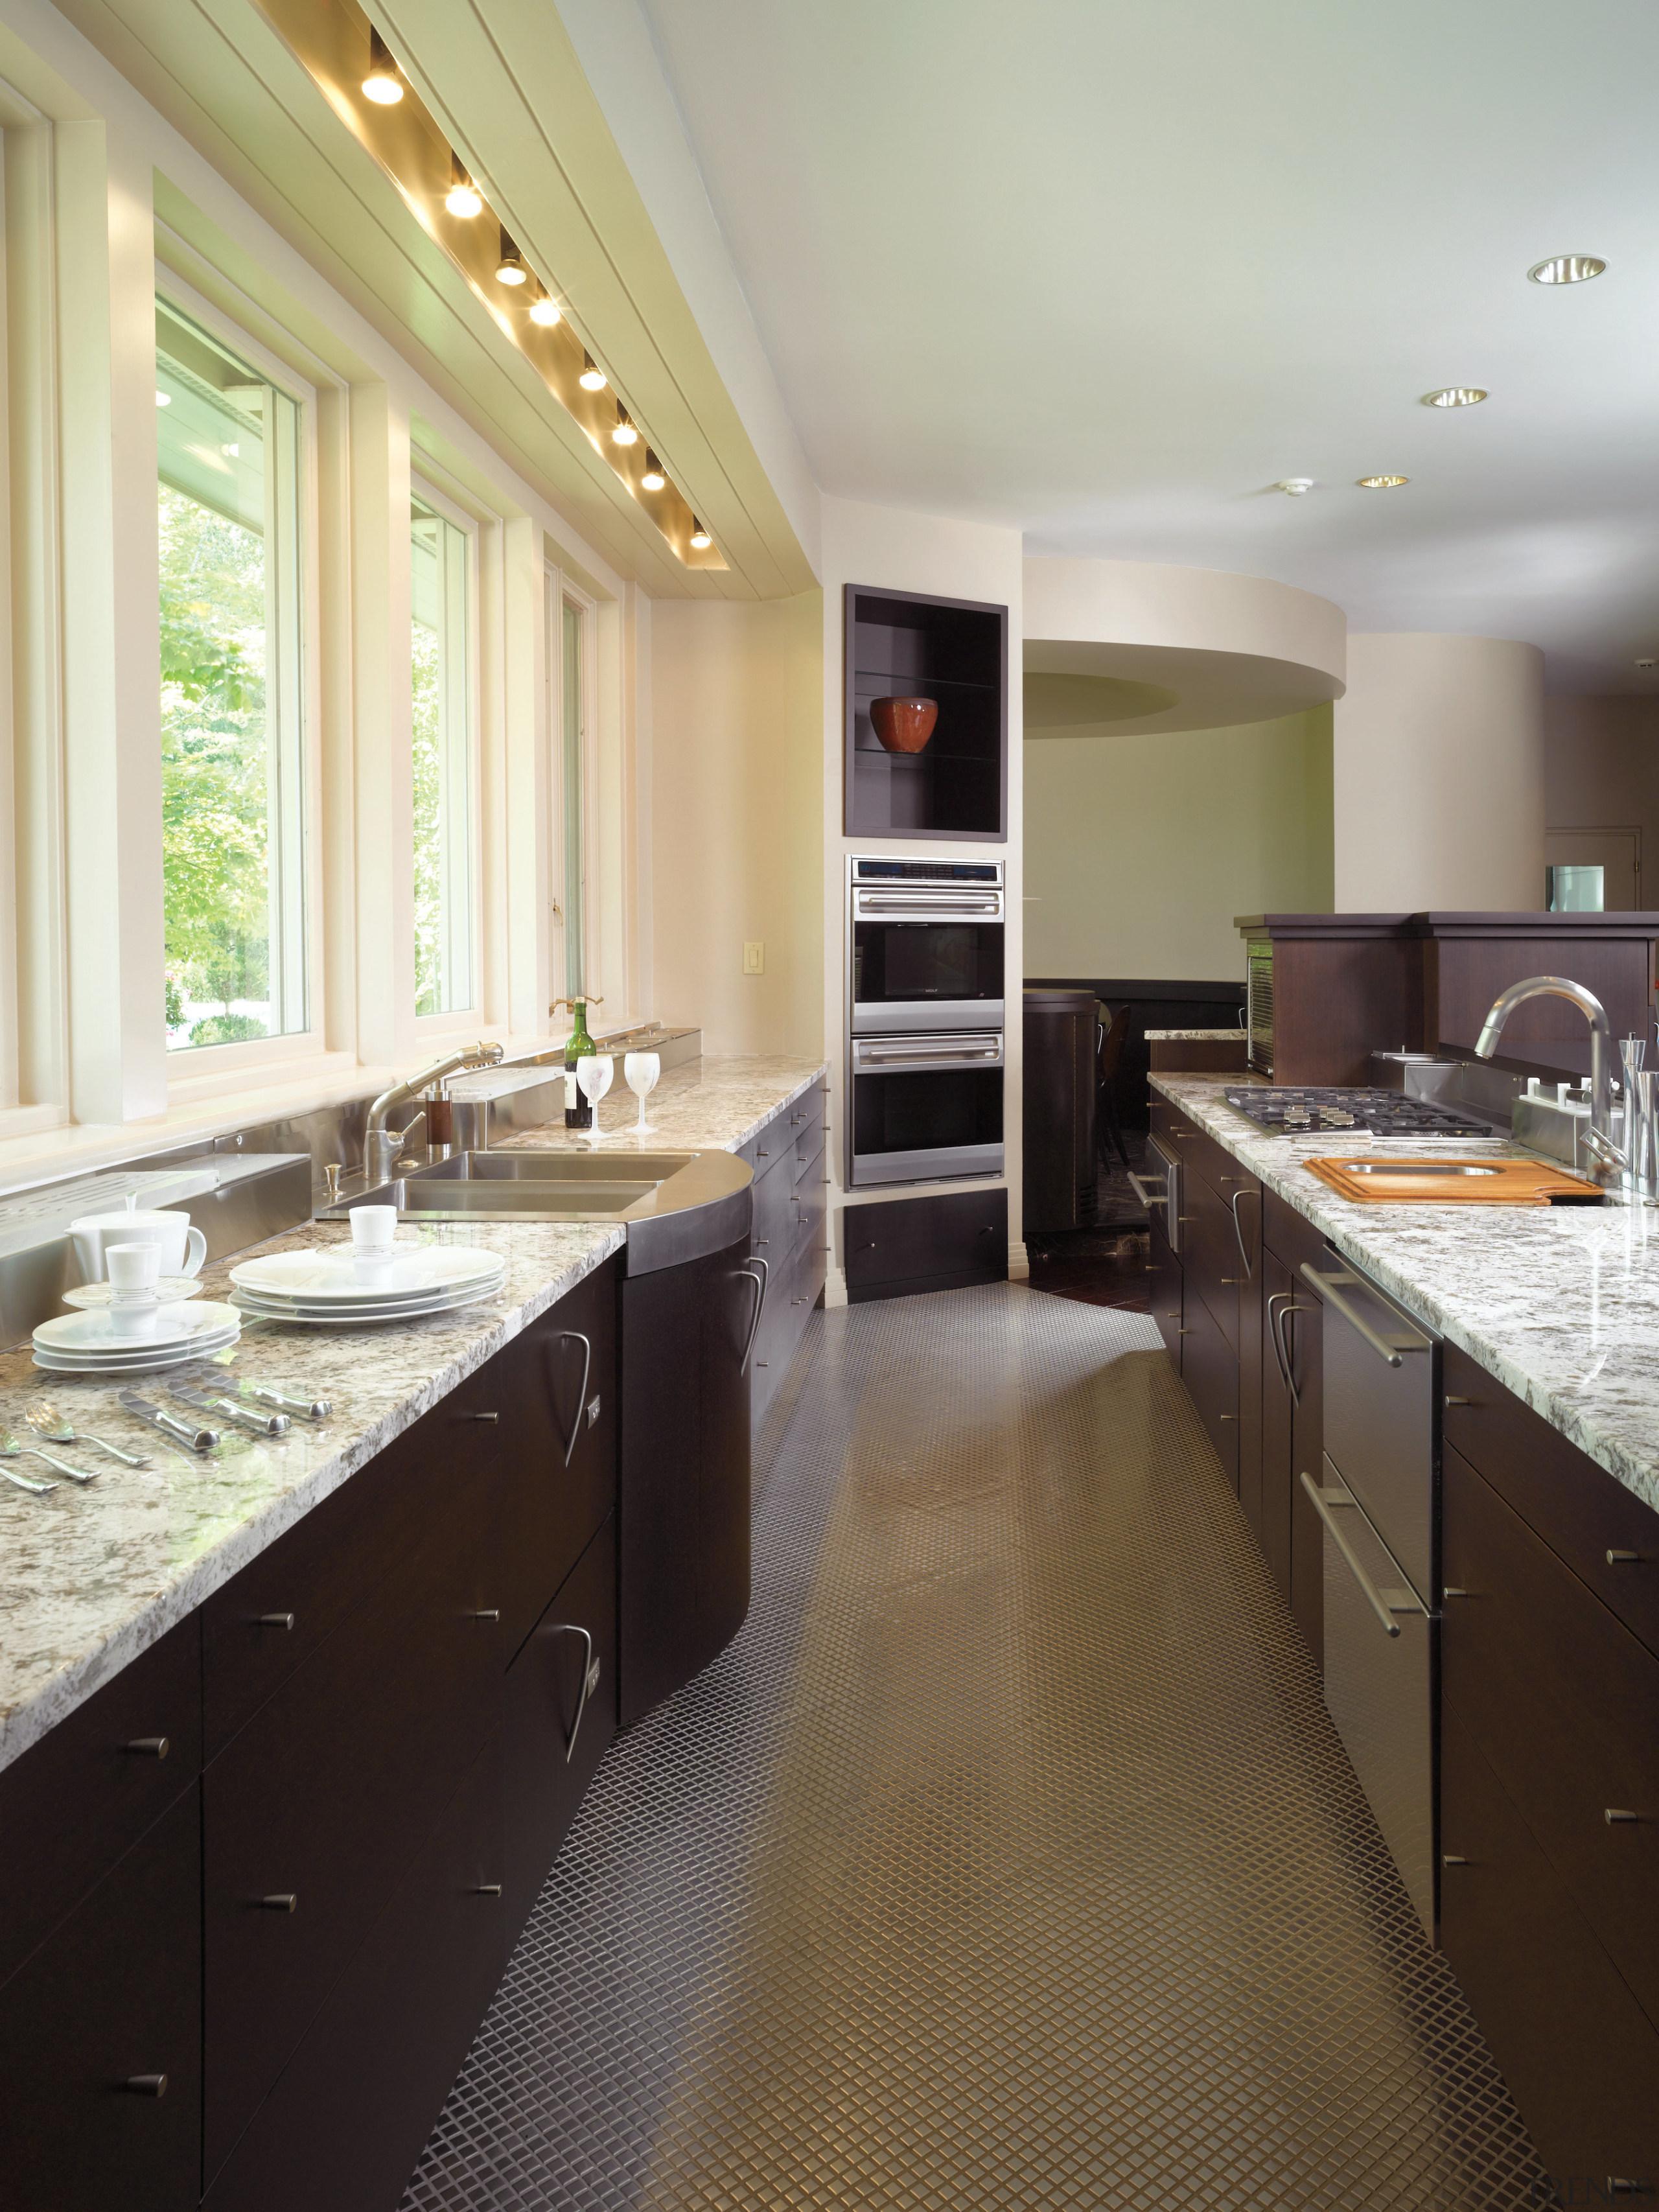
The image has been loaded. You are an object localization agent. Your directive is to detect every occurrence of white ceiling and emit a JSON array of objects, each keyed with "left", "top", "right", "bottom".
[{"left": 638, "top": 0, "right": 1659, "bottom": 693}]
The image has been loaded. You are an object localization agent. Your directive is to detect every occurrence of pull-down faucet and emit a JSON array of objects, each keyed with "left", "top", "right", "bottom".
[
  {"left": 1474, "top": 975, "right": 1621, "bottom": 1176},
  {"left": 364, "top": 1042, "right": 504, "bottom": 1186}
]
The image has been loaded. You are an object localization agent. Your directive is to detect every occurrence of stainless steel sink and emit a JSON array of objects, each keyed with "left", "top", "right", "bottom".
[
  {"left": 1338, "top": 1161, "right": 1500, "bottom": 1178},
  {"left": 317, "top": 1147, "right": 754, "bottom": 1274}
]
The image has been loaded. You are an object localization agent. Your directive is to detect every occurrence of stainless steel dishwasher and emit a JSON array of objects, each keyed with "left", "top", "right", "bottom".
[{"left": 1298, "top": 1258, "right": 1440, "bottom": 1937}]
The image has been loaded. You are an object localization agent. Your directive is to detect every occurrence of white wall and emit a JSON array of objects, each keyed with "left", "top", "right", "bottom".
[
  {"left": 649, "top": 592, "right": 824, "bottom": 1056},
  {"left": 818, "top": 494, "right": 1025, "bottom": 1295},
  {"left": 1334, "top": 634, "right": 1545, "bottom": 911},
  {"left": 1024, "top": 706, "right": 1334, "bottom": 981},
  {"left": 1544, "top": 695, "right": 1659, "bottom": 906}
]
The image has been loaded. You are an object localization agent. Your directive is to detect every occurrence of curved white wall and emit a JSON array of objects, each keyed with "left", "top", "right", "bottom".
[
  {"left": 1334, "top": 635, "right": 1545, "bottom": 911},
  {"left": 1025, "top": 556, "right": 1347, "bottom": 690}
]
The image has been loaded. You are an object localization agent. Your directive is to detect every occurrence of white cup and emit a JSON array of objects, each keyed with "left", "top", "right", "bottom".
[
  {"left": 351, "top": 1204, "right": 399, "bottom": 1257},
  {"left": 104, "top": 1242, "right": 161, "bottom": 1335},
  {"left": 70, "top": 1209, "right": 206, "bottom": 1285}
]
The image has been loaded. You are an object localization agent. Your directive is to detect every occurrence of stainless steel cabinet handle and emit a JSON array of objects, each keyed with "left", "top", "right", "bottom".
[
  {"left": 1298, "top": 1472, "right": 1422, "bottom": 1638},
  {"left": 472, "top": 1609, "right": 500, "bottom": 1622},
  {"left": 551, "top": 1622, "right": 595, "bottom": 1765},
  {"left": 126, "top": 2075, "right": 168, "bottom": 2097},
  {"left": 260, "top": 1894, "right": 298, "bottom": 1913},
  {"left": 1605, "top": 1808, "right": 1643, "bottom": 1824},
  {"left": 1227, "top": 1188, "right": 1257, "bottom": 1279},
  {"left": 1301, "top": 1265, "right": 1424, "bottom": 1368},
  {"left": 1272, "top": 1300, "right": 1316, "bottom": 1408},
  {"left": 1127, "top": 1172, "right": 1167, "bottom": 1209},
  {"left": 258, "top": 1612, "right": 295, "bottom": 1631},
  {"left": 124, "top": 1737, "right": 169, "bottom": 1759},
  {"left": 1441, "top": 1855, "right": 1468, "bottom": 1868},
  {"left": 738, "top": 1258, "right": 770, "bottom": 1375},
  {"left": 471, "top": 1410, "right": 500, "bottom": 1423},
  {"left": 473, "top": 1883, "right": 503, "bottom": 1896},
  {"left": 1266, "top": 1295, "right": 1292, "bottom": 1390},
  {"left": 1607, "top": 1549, "right": 1643, "bottom": 1565},
  {"left": 1444, "top": 1395, "right": 1473, "bottom": 1407},
  {"left": 548, "top": 1331, "right": 592, "bottom": 1469}
]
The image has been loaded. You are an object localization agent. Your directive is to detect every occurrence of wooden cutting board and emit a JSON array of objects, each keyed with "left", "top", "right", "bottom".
[{"left": 1306, "top": 1155, "right": 1604, "bottom": 1206}]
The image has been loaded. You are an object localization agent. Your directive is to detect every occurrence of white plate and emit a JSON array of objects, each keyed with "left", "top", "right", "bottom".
[
  {"left": 34, "top": 1300, "right": 242, "bottom": 1356},
  {"left": 231, "top": 1283, "right": 504, "bottom": 1325},
  {"left": 231, "top": 1247, "right": 506, "bottom": 1304},
  {"left": 32, "top": 1330, "right": 240, "bottom": 1374},
  {"left": 230, "top": 1267, "right": 504, "bottom": 1311},
  {"left": 62, "top": 1277, "right": 203, "bottom": 1311}
]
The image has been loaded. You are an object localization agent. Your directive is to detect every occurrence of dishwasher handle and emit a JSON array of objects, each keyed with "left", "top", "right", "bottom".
[
  {"left": 1128, "top": 1172, "right": 1167, "bottom": 1210},
  {"left": 1300, "top": 1264, "right": 1425, "bottom": 1368},
  {"left": 1299, "top": 1471, "right": 1424, "bottom": 1638}
]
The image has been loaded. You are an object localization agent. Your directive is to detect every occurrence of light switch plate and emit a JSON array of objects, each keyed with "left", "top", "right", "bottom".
[{"left": 743, "top": 940, "right": 765, "bottom": 975}]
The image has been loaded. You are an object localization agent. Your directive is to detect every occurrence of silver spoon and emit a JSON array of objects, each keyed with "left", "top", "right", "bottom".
[
  {"left": 25, "top": 1402, "right": 150, "bottom": 1469},
  {"left": 0, "top": 1432, "right": 94, "bottom": 1486},
  {"left": 0, "top": 1460, "right": 52, "bottom": 1496}
]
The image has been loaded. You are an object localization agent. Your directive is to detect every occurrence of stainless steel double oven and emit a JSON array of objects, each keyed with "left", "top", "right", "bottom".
[{"left": 846, "top": 856, "right": 1004, "bottom": 1187}]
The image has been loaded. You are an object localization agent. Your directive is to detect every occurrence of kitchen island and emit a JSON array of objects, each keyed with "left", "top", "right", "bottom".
[
  {"left": 0, "top": 1051, "right": 825, "bottom": 2212},
  {"left": 1150, "top": 1071, "right": 1659, "bottom": 2185}
]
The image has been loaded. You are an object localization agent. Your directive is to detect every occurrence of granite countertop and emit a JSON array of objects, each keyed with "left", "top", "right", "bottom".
[
  {"left": 1145, "top": 1029, "right": 1246, "bottom": 1042},
  {"left": 1152, "top": 1073, "right": 1659, "bottom": 1518},
  {"left": 0, "top": 1054, "right": 827, "bottom": 1778}
]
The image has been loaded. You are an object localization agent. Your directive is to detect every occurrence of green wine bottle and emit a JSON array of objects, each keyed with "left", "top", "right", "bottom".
[{"left": 562, "top": 999, "right": 596, "bottom": 1129}]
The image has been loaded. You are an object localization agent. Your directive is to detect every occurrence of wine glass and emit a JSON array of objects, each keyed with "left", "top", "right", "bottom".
[
  {"left": 624, "top": 1052, "right": 660, "bottom": 1135},
  {"left": 576, "top": 1054, "right": 614, "bottom": 1143}
]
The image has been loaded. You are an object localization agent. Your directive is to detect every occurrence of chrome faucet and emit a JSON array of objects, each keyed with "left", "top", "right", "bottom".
[
  {"left": 364, "top": 1042, "right": 504, "bottom": 1187},
  {"left": 1474, "top": 975, "right": 1622, "bottom": 1178}
]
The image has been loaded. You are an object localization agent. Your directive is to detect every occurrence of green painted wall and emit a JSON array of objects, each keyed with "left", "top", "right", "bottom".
[{"left": 1022, "top": 704, "right": 1334, "bottom": 981}]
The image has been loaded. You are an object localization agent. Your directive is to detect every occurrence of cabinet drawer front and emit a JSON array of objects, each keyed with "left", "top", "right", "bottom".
[
  {"left": 202, "top": 1729, "right": 505, "bottom": 2212},
  {"left": 791, "top": 1124, "right": 826, "bottom": 1197},
  {"left": 786, "top": 1086, "right": 826, "bottom": 1167},
  {"left": 1179, "top": 1169, "right": 1242, "bottom": 1355},
  {"left": 745, "top": 1109, "right": 789, "bottom": 1175},
  {"left": 1262, "top": 1186, "right": 1333, "bottom": 1284},
  {"left": 1444, "top": 1340, "right": 1659, "bottom": 1666},
  {"left": 750, "top": 1145, "right": 794, "bottom": 1266},
  {"left": 0, "top": 1787, "right": 201, "bottom": 2212},
  {"left": 1149, "top": 1099, "right": 1244, "bottom": 1202},
  {"left": 504, "top": 1513, "right": 618, "bottom": 1937},
  {"left": 789, "top": 1160, "right": 826, "bottom": 1262},
  {"left": 499, "top": 1261, "right": 618, "bottom": 1663},
  {"left": 1150, "top": 1240, "right": 1183, "bottom": 1371},
  {"left": 1443, "top": 1443, "right": 1659, "bottom": 2027},
  {"left": 844, "top": 1187, "right": 1008, "bottom": 1296},
  {"left": 203, "top": 1452, "right": 501, "bottom": 2182},
  {"left": 1440, "top": 1700, "right": 1659, "bottom": 2182},
  {"left": 1179, "top": 1282, "right": 1238, "bottom": 1487},
  {"left": 0, "top": 1612, "right": 199, "bottom": 1992}
]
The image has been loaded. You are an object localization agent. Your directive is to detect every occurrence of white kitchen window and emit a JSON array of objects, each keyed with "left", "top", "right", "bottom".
[
  {"left": 157, "top": 297, "right": 308, "bottom": 1053},
  {"left": 412, "top": 487, "right": 476, "bottom": 1018}
]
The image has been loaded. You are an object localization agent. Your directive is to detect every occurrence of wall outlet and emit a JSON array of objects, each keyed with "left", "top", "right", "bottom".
[{"left": 743, "top": 940, "right": 765, "bottom": 976}]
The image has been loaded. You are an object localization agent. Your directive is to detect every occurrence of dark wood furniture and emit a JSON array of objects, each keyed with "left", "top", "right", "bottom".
[
  {"left": 1022, "top": 988, "right": 1101, "bottom": 1231},
  {"left": 1096, "top": 1003, "right": 1133, "bottom": 1165},
  {"left": 1146, "top": 1034, "right": 1246, "bottom": 1074},
  {"left": 844, "top": 584, "right": 1008, "bottom": 842},
  {"left": 844, "top": 1186, "right": 1008, "bottom": 1303},
  {"left": 741, "top": 1082, "right": 829, "bottom": 1431},
  {"left": 1235, "top": 913, "right": 1419, "bottom": 1085}
]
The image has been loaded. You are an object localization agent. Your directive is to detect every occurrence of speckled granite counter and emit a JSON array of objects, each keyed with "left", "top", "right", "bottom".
[
  {"left": 1144, "top": 1029, "right": 1246, "bottom": 1042},
  {"left": 1152, "top": 1073, "right": 1659, "bottom": 1518},
  {"left": 0, "top": 1053, "right": 826, "bottom": 1778}
]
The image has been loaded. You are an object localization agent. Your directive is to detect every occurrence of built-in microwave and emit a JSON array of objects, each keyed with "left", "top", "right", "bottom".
[{"left": 848, "top": 856, "right": 1004, "bottom": 1036}]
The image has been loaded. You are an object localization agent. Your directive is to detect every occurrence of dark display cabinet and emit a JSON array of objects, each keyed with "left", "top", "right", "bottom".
[{"left": 844, "top": 584, "right": 1008, "bottom": 841}]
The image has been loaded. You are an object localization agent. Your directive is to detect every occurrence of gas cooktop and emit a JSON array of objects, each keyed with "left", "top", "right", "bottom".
[{"left": 1223, "top": 1086, "right": 1493, "bottom": 1139}]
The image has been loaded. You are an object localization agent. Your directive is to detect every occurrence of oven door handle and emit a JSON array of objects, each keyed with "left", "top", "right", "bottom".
[
  {"left": 1298, "top": 1472, "right": 1423, "bottom": 1638},
  {"left": 855, "top": 898, "right": 1002, "bottom": 917},
  {"left": 855, "top": 1044, "right": 1003, "bottom": 1066}
]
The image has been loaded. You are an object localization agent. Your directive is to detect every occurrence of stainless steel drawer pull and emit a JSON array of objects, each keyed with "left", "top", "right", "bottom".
[
  {"left": 1302, "top": 1265, "right": 1426, "bottom": 1367},
  {"left": 551, "top": 1622, "right": 596, "bottom": 1765},
  {"left": 1607, "top": 1549, "right": 1643, "bottom": 1565},
  {"left": 1441, "top": 1855, "right": 1468, "bottom": 1867},
  {"left": 126, "top": 2075, "right": 168, "bottom": 2097},
  {"left": 738, "top": 1257, "right": 769, "bottom": 1375},
  {"left": 1222, "top": 1277, "right": 1241, "bottom": 1286},
  {"left": 1444, "top": 1395, "right": 1473, "bottom": 1406},
  {"left": 1227, "top": 1188, "right": 1257, "bottom": 1277},
  {"left": 260, "top": 1894, "right": 298, "bottom": 1913},
  {"left": 757, "top": 1149, "right": 770, "bottom": 1158},
  {"left": 1298, "top": 1471, "right": 1421, "bottom": 1637},
  {"left": 258, "top": 1612, "right": 295, "bottom": 1631},
  {"left": 472, "top": 1609, "right": 501, "bottom": 1622},
  {"left": 1605, "top": 1808, "right": 1642, "bottom": 1824},
  {"left": 471, "top": 1411, "right": 500, "bottom": 1423},
  {"left": 1127, "top": 1172, "right": 1167, "bottom": 1209},
  {"left": 1270, "top": 1300, "right": 1316, "bottom": 1408},
  {"left": 1442, "top": 1587, "right": 1469, "bottom": 1600},
  {"left": 473, "top": 1883, "right": 502, "bottom": 1896},
  {"left": 1218, "top": 1414, "right": 1238, "bottom": 1422},
  {"left": 124, "top": 1737, "right": 170, "bottom": 1760},
  {"left": 548, "top": 1332, "right": 592, "bottom": 1468}
]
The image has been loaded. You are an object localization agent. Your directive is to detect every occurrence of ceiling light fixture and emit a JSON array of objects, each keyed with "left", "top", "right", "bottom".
[
  {"left": 612, "top": 404, "right": 638, "bottom": 447},
  {"left": 1357, "top": 475, "right": 1409, "bottom": 489},
  {"left": 1528, "top": 254, "right": 1606, "bottom": 286},
  {"left": 528, "top": 288, "right": 560, "bottom": 327},
  {"left": 445, "top": 154, "right": 481, "bottom": 219},
  {"left": 362, "top": 27, "right": 404, "bottom": 104},
  {"left": 689, "top": 518, "right": 712, "bottom": 550},
  {"left": 156, "top": 390, "right": 171, "bottom": 407},
  {"left": 578, "top": 350, "right": 607, "bottom": 391},
  {"left": 641, "top": 450, "right": 666, "bottom": 492},
  {"left": 1275, "top": 478, "right": 1314, "bottom": 496},
  {"left": 1637, "top": 658, "right": 1656, "bottom": 670},
  {"left": 494, "top": 227, "right": 526, "bottom": 286},
  {"left": 1422, "top": 387, "right": 1487, "bottom": 407}
]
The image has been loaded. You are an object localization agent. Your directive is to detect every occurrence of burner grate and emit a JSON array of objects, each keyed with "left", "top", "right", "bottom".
[{"left": 1224, "top": 1088, "right": 1492, "bottom": 1139}]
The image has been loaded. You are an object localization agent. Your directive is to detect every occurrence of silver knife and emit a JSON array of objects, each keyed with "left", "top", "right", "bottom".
[
  {"left": 171, "top": 1384, "right": 290, "bottom": 1438},
  {"left": 119, "top": 1390, "right": 218, "bottom": 1453},
  {"left": 232, "top": 1380, "right": 332, "bottom": 1423}
]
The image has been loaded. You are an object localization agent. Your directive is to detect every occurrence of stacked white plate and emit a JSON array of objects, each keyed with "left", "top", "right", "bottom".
[
  {"left": 33, "top": 1301, "right": 241, "bottom": 1373},
  {"left": 228, "top": 1245, "right": 507, "bottom": 1326}
]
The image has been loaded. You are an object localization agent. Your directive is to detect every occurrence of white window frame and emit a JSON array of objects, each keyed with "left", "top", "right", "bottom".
[
  {"left": 156, "top": 266, "right": 328, "bottom": 1091},
  {"left": 547, "top": 565, "right": 598, "bottom": 1014},
  {"left": 411, "top": 468, "right": 483, "bottom": 1038}
]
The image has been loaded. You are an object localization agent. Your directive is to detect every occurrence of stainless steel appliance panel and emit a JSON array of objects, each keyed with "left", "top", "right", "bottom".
[
  {"left": 1141, "top": 1135, "right": 1181, "bottom": 1255},
  {"left": 850, "top": 859, "right": 1004, "bottom": 1037},
  {"left": 1301, "top": 1261, "right": 1439, "bottom": 1603},
  {"left": 1247, "top": 942, "right": 1274, "bottom": 1077},
  {"left": 848, "top": 1032, "right": 1004, "bottom": 1189},
  {"left": 1310, "top": 1455, "right": 1436, "bottom": 1935}
]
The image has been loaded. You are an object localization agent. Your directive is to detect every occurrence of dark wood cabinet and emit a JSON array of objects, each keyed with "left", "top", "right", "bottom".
[
  {"left": 844, "top": 584, "right": 1008, "bottom": 842},
  {"left": 1285, "top": 1286, "right": 1324, "bottom": 1664},
  {"left": 1179, "top": 1283, "right": 1238, "bottom": 1489},
  {"left": 1149, "top": 1223, "right": 1182, "bottom": 1371},
  {"left": 504, "top": 1513, "right": 618, "bottom": 1937},
  {"left": 844, "top": 1185, "right": 1007, "bottom": 1303},
  {"left": 748, "top": 1087, "right": 829, "bottom": 1428},
  {"left": 0, "top": 1787, "right": 202, "bottom": 2212},
  {"left": 620, "top": 1233, "right": 754, "bottom": 1727}
]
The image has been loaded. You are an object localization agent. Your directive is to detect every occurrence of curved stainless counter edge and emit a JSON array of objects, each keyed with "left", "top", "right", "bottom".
[
  {"left": 620, "top": 1151, "right": 752, "bottom": 1273},
  {"left": 1150, "top": 1071, "right": 1659, "bottom": 1517}
]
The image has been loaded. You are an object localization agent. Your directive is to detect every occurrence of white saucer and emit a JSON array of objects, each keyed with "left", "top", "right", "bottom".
[{"left": 34, "top": 1300, "right": 242, "bottom": 1357}]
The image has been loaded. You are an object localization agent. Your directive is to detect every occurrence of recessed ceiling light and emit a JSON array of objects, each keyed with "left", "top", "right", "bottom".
[
  {"left": 362, "top": 27, "right": 403, "bottom": 104},
  {"left": 1422, "top": 387, "right": 1487, "bottom": 408},
  {"left": 689, "top": 518, "right": 712, "bottom": 550},
  {"left": 528, "top": 290, "right": 560, "bottom": 327},
  {"left": 612, "top": 405, "right": 638, "bottom": 447},
  {"left": 641, "top": 449, "right": 666, "bottom": 492},
  {"left": 1357, "top": 475, "right": 1409, "bottom": 489},
  {"left": 156, "top": 390, "right": 171, "bottom": 406},
  {"left": 1275, "top": 478, "right": 1314, "bottom": 496},
  {"left": 579, "top": 350, "right": 607, "bottom": 391},
  {"left": 445, "top": 154, "right": 481, "bottom": 220},
  {"left": 1637, "top": 658, "right": 1657, "bottom": 670},
  {"left": 494, "top": 227, "right": 526, "bottom": 285},
  {"left": 1528, "top": 254, "right": 1606, "bottom": 286}
]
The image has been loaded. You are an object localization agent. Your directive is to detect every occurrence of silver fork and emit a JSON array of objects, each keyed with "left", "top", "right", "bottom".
[
  {"left": 0, "top": 1432, "right": 95, "bottom": 1487},
  {"left": 25, "top": 1401, "right": 150, "bottom": 1469},
  {"left": 0, "top": 1458, "right": 52, "bottom": 1496}
]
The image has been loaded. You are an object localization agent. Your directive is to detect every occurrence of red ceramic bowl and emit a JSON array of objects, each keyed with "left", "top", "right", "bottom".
[{"left": 870, "top": 696, "right": 938, "bottom": 754}]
